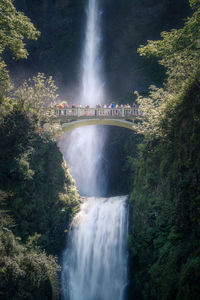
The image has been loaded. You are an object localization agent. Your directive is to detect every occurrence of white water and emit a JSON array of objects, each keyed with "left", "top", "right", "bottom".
[
  {"left": 59, "top": 127, "right": 107, "bottom": 196},
  {"left": 82, "top": 0, "right": 104, "bottom": 106},
  {"left": 59, "top": 0, "right": 106, "bottom": 196},
  {"left": 61, "top": 196, "right": 128, "bottom": 300},
  {"left": 61, "top": 0, "right": 129, "bottom": 299}
]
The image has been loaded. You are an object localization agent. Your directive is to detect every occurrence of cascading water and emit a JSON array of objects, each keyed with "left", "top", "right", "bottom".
[
  {"left": 81, "top": 0, "right": 104, "bottom": 106},
  {"left": 60, "top": 0, "right": 128, "bottom": 299},
  {"left": 61, "top": 196, "right": 128, "bottom": 300},
  {"left": 59, "top": 0, "right": 106, "bottom": 196}
]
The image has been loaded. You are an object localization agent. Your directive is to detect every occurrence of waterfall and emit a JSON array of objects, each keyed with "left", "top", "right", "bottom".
[
  {"left": 58, "top": 0, "right": 106, "bottom": 197},
  {"left": 61, "top": 196, "right": 128, "bottom": 300},
  {"left": 81, "top": 0, "right": 104, "bottom": 106},
  {"left": 60, "top": 0, "right": 128, "bottom": 299}
]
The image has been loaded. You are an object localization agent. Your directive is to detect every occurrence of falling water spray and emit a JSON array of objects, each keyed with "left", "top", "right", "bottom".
[
  {"left": 59, "top": 0, "right": 106, "bottom": 196},
  {"left": 81, "top": 0, "right": 104, "bottom": 106},
  {"left": 61, "top": 196, "right": 128, "bottom": 300},
  {"left": 61, "top": 0, "right": 128, "bottom": 299}
]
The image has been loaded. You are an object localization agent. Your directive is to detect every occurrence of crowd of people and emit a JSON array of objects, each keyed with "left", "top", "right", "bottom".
[
  {"left": 95, "top": 103, "right": 137, "bottom": 109},
  {"left": 57, "top": 102, "right": 138, "bottom": 109},
  {"left": 56, "top": 101, "right": 141, "bottom": 117}
]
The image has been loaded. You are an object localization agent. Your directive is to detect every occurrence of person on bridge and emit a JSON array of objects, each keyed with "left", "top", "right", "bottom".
[{"left": 62, "top": 101, "right": 69, "bottom": 108}]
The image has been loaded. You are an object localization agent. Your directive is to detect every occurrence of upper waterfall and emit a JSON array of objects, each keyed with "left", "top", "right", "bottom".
[
  {"left": 81, "top": 0, "right": 104, "bottom": 106},
  {"left": 59, "top": 0, "right": 107, "bottom": 196}
]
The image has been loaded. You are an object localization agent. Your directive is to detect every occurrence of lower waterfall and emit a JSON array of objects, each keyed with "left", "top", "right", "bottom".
[{"left": 61, "top": 196, "right": 128, "bottom": 300}]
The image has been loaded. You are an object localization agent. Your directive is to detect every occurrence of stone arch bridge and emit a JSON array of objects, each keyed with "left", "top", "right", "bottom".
[{"left": 52, "top": 107, "right": 142, "bottom": 134}]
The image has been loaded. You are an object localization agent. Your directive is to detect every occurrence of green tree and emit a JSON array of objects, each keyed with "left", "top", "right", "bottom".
[
  {"left": 134, "top": 0, "right": 200, "bottom": 137},
  {"left": 0, "top": 109, "right": 79, "bottom": 253},
  {"left": 138, "top": 1, "right": 200, "bottom": 91},
  {"left": 14, "top": 73, "right": 58, "bottom": 125},
  {"left": 0, "top": 0, "right": 40, "bottom": 59},
  {"left": 0, "top": 0, "right": 40, "bottom": 117},
  {"left": 129, "top": 1, "right": 200, "bottom": 299},
  {"left": 0, "top": 228, "right": 60, "bottom": 300}
]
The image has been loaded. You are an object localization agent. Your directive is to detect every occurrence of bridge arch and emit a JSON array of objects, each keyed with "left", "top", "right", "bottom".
[{"left": 53, "top": 118, "right": 138, "bottom": 136}]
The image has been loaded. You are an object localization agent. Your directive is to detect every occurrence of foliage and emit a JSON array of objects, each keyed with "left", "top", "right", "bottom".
[
  {"left": 189, "top": 0, "right": 200, "bottom": 9},
  {"left": 0, "top": 1, "right": 80, "bottom": 299},
  {"left": 0, "top": 108, "right": 79, "bottom": 298},
  {"left": 0, "top": 191, "right": 61, "bottom": 299},
  {"left": 138, "top": 1, "right": 200, "bottom": 91},
  {"left": 128, "top": 1, "right": 200, "bottom": 299},
  {"left": 14, "top": 73, "right": 58, "bottom": 124},
  {"left": 0, "top": 0, "right": 40, "bottom": 119},
  {"left": 0, "top": 227, "right": 60, "bottom": 300},
  {"left": 0, "top": 190, "right": 13, "bottom": 228},
  {"left": 0, "top": 109, "right": 79, "bottom": 254},
  {"left": 0, "top": 0, "right": 40, "bottom": 59},
  {"left": 129, "top": 82, "right": 200, "bottom": 299},
  {"left": 0, "top": 0, "right": 39, "bottom": 93},
  {"left": 133, "top": 1, "right": 200, "bottom": 137}
]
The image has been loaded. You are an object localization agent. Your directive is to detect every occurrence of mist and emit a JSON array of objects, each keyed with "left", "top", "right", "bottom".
[{"left": 58, "top": 0, "right": 107, "bottom": 197}]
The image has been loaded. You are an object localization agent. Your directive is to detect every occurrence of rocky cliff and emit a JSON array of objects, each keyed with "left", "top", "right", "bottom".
[{"left": 9, "top": 0, "right": 189, "bottom": 101}]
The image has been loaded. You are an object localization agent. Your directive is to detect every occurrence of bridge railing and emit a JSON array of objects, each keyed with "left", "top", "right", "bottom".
[{"left": 55, "top": 107, "right": 142, "bottom": 118}]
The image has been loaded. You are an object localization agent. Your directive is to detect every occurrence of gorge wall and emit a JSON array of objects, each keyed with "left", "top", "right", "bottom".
[{"left": 11, "top": 0, "right": 189, "bottom": 100}]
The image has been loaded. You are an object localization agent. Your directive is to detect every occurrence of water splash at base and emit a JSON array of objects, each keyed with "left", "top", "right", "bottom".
[{"left": 61, "top": 196, "right": 128, "bottom": 300}]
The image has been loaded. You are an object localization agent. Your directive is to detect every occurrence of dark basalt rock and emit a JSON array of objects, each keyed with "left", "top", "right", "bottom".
[
  {"left": 102, "top": 0, "right": 190, "bottom": 98},
  {"left": 8, "top": 0, "right": 85, "bottom": 99}
]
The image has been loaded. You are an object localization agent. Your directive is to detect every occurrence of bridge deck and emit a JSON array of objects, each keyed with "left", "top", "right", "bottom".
[
  {"left": 51, "top": 107, "right": 142, "bottom": 135},
  {"left": 56, "top": 107, "right": 142, "bottom": 119}
]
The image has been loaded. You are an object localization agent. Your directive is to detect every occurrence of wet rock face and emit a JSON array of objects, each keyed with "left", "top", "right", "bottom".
[
  {"left": 10, "top": 0, "right": 189, "bottom": 100},
  {"left": 9, "top": 0, "right": 85, "bottom": 99},
  {"left": 102, "top": 0, "right": 190, "bottom": 98},
  {"left": 55, "top": 0, "right": 70, "bottom": 8}
]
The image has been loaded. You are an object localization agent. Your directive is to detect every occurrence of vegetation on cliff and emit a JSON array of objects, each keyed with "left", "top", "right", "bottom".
[
  {"left": 0, "top": 1, "right": 79, "bottom": 298},
  {"left": 0, "top": 109, "right": 79, "bottom": 299},
  {"left": 129, "top": 1, "right": 200, "bottom": 299},
  {"left": 1, "top": 0, "right": 199, "bottom": 299}
]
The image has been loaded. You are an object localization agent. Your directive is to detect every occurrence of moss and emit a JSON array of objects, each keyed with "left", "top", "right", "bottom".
[
  {"left": 128, "top": 82, "right": 200, "bottom": 299},
  {"left": 0, "top": 109, "right": 79, "bottom": 254},
  {"left": 0, "top": 228, "right": 59, "bottom": 300},
  {"left": 0, "top": 109, "right": 80, "bottom": 298}
]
